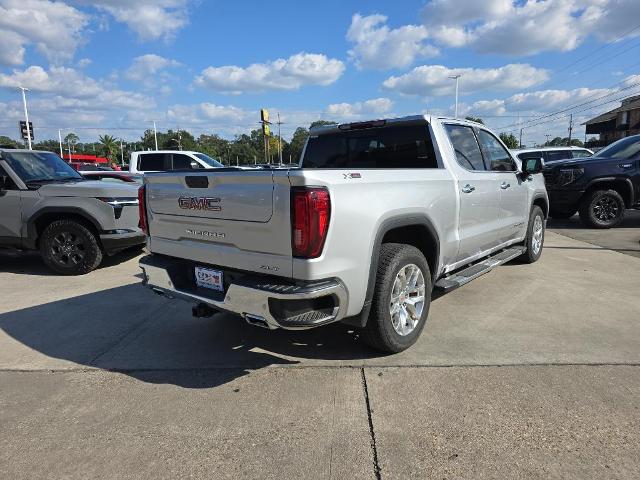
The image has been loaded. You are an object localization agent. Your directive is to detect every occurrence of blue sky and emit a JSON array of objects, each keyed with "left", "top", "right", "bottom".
[{"left": 1, "top": 0, "right": 639, "bottom": 146}]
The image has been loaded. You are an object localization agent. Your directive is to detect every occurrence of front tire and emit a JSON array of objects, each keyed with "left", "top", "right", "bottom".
[
  {"left": 578, "top": 189, "right": 625, "bottom": 228},
  {"left": 361, "top": 243, "right": 431, "bottom": 353},
  {"left": 519, "top": 205, "right": 545, "bottom": 264},
  {"left": 40, "top": 219, "right": 103, "bottom": 275}
]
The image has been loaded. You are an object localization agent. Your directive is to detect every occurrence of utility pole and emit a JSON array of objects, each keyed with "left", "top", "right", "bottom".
[
  {"left": 545, "top": 134, "right": 551, "bottom": 146},
  {"left": 58, "top": 129, "right": 63, "bottom": 158},
  {"left": 120, "top": 138, "right": 124, "bottom": 165},
  {"left": 448, "top": 74, "right": 461, "bottom": 119},
  {"left": 519, "top": 128, "right": 523, "bottom": 148},
  {"left": 153, "top": 121, "right": 158, "bottom": 150},
  {"left": 18, "top": 86, "right": 32, "bottom": 150},
  {"left": 568, "top": 114, "right": 573, "bottom": 146}
]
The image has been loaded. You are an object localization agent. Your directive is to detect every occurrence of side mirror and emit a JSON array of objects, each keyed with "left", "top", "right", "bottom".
[{"left": 521, "top": 157, "right": 544, "bottom": 176}]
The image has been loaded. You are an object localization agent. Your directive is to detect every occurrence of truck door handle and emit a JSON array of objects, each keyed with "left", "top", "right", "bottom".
[
  {"left": 462, "top": 184, "right": 475, "bottom": 193},
  {"left": 500, "top": 182, "right": 511, "bottom": 189}
]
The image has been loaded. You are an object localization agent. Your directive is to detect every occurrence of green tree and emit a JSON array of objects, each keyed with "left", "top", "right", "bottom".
[
  {"left": 289, "top": 127, "right": 309, "bottom": 163},
  {"left": 465, "top": 116, "right": 484, "bottom": 124},
  {"left": 309, "top": 120, "right": 337, "bottom": 130},
  {"left": 499, "top": 133, "right": 519, "bottom": 149},
  {"left": 63, "top": 132, "right": 80, "bottom": 152},
  {"left": 99, "top": 134, "right": 118, "bottom": 162},
  {"left": 0, "top": 135, "right": 18, "bottom": 148}
]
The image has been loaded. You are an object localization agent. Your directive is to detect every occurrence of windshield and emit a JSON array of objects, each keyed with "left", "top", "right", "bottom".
[
  {"left": 194, "top": 153, "right": 223, "bottom": 168},
  {"left": 3, "top": 151, "right": 83, "bottom": 183},
  {"left": 594, "top": 136, "right": 640, "bottom": 159}
]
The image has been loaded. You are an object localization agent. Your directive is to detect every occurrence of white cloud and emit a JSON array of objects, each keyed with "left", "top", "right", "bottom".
[
  {"left": 325, "top": 98, "right": 394, "bottom": 117},
  {"left": 167, "top": 103, "right": 250, "bottom": 125},
  {"left": 346, "top": 14, "right": 438, "bottom": 70},
  {"left": 194, "top": 53, "right": 345, "bottom": 94},
  {"left": 0, "top": 0, "right": 89, "bottom": 65},
  {"left": 0, "top": 65, "right": 154, "bottom": 110},
  {"left": 125, "top": 54, "right": 180, "bottom": 83},
  {"left": 419, "top": 0, "right": 640, "bottom": 56},
  {"left": 82, "top": 0, "right": 190, "bottom": 42},
  {"left": 382, "top": 64, "right": 549, "bottom": 97}
]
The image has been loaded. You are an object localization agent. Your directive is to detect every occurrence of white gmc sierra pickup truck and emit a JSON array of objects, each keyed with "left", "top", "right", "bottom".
[{"left": 138, "top": 116, "right": 548, "bottom": 352}]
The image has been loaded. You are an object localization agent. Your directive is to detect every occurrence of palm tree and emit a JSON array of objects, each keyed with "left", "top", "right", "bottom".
[{"left": 98, "top": 134, "right": 118, "bottom": 162}]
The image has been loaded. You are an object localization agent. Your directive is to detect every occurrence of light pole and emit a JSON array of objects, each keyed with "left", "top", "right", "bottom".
[
  {"left": 153, "top": 121, "right": 158, "bottom": 150},
  {"left": 18, "top": 86, "right": 32, "bottom": 150},
  {"left": 58, "top": 129, "right": 64, "bottom": 158},
  {"left": 448, "top": 74, "right": 461, "bottom": 119}
]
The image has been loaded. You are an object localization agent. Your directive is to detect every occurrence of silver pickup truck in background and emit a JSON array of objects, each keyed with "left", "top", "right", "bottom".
[{"left": 138, "top": 116, "right": 548, "bottom": 352}]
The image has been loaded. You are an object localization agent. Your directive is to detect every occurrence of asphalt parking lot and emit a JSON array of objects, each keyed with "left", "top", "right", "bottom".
[{"left": 1, "top": 221, "right": 639, "bottom": 479}]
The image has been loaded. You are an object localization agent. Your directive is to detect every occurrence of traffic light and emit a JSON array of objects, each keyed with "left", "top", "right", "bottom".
[{"left": 19, "top": 121, "right": 34, "bottom": 141}]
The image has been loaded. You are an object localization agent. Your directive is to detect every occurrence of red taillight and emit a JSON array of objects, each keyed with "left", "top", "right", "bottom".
[
  {"left": 291, "top": 187, "right": 330, "bottom": 258},
  {"left": 138, "top": 185, "right": 148, "bottom": 234}
]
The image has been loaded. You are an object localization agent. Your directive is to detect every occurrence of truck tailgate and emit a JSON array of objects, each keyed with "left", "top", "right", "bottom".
[{"left": 145, "top": 170, "right": 294, "bottom": 276}]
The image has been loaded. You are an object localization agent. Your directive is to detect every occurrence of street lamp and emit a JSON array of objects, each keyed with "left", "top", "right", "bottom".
[
  {"left": 448, "top": 74, "right": 461, "bottom": 119},
  {"left": 18, "top": 86, "right": 32, "bottom": 150}
]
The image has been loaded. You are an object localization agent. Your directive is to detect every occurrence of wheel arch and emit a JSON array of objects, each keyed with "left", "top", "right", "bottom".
[
  {"left": 25, "top": 207, "right": 102, "bottom": 249},
  {"left": 532, "top": 194, "right": 549, "bottom": 219},
  {"left": 583, "top": 177, "right": 635, "bottom": 207},
  {"left": 342, "top": 215, "right": 440, "bottom": 328}
]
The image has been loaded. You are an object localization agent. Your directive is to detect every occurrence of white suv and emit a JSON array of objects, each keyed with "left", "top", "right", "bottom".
[
  {"left": 512, "top": 146, "right": 593, "bottom": 165},
  {"left": 129, "top": 150, "right": 223, "bottom": 174}
]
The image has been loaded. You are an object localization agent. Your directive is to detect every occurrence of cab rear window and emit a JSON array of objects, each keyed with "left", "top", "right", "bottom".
[{"left": 302, "top": 125, "right": 438, "bottom": 169}]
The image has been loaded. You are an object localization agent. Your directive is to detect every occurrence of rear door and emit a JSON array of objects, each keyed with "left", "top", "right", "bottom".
[
  {"left": 476, "top": 129, "right": 529, "bottom": 243},
  {"left": 444, "top": 124, "right": 503, "bottom": 261}
]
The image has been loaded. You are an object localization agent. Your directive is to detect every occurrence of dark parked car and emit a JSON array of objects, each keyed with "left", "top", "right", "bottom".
[{"left": 543, "top": 134, "right": 640, "bottom": 228}]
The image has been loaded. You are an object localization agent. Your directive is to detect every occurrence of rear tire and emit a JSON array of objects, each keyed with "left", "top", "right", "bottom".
[
  {"left": 519, "top": 206, "right": 545, "bottom": 264},
  {"left": 578, "top": 189, "right": 625, "bottom": 229},
  {"left": 40, "top": 219, "right": 103, "bottom": 275},
  {"left": 361, "top": 243, "right": 431, "bottom": 353}
]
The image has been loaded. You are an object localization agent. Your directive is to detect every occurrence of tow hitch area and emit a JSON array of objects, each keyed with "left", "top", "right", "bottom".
[{"left": 192, "top": 303, "right": 218, "bottom": 318}]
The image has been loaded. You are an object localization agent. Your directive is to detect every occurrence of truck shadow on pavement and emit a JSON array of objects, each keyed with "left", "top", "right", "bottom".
[
  {"left": 0, "top": 248, "right": 143, "bottom": 276},
  {"left": 0, "top": 282, "right": 385, "bottom": 389}
]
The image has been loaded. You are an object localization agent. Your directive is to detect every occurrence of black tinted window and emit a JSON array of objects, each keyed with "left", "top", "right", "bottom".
[
  {"left": 546, "top": 150, "right": 572, "bottom": 162},
  {"left": 445, "top": 125, "right": 485, "bottom": 170},
  {"left": 0, "top": 164, "right": 17, "bottom": 189},
  {"left": 517, "top": 151, "right": 543, "bottom": 161},
  {"left": 172, "top": 154, "right": 201, "bottom": 169},
  {"left": 138, "top": 153, "right": 166, "bottom": 171},
  {"left": 595, "top": 136, "right": 640, "bottom": 159},
  {"left": 302, "top": 125, "right": 438, "bottom": 169},
  {"left": 477, "top": 130, "right": 516, "bottom": 171}
]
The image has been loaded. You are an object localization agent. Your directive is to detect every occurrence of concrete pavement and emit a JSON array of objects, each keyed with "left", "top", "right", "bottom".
[{"left": 1, "top": 230, "right": 639, "bottom": 478}]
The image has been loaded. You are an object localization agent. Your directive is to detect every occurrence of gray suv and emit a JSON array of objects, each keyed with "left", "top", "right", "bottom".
[{"left": 0, "top": 148, "right": 145, "bottom": 274}]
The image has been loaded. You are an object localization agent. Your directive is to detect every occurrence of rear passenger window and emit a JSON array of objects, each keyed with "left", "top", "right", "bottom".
[
  {"left": 138, "top": 153, "right": 166, "bottom": 171},
  {"left": 302, "top": 125, "right": 438, "bottom": 169},
  {"left": 546, "top": 150, "right": 572, "bottom": 162},
  {"left": 445, "top": 124, "right": 485, "bottom": 171},
  {"left": 172, "top": 154, "right": 201, "bottom": 169},
  {"left": 477, "top": 130, "right": 516, "bottom": 171}
]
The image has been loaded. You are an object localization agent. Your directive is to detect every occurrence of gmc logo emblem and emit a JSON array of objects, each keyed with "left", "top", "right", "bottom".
[{"left": 178, "top": 196, "right": 221, "bottom": 211}]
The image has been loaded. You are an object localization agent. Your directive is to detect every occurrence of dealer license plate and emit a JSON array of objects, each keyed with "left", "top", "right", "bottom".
[{"left": 195, "top": 267, "right": 224, "bottom": 292}]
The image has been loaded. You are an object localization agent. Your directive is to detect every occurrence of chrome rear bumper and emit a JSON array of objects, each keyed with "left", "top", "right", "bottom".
[{"left": 139, "top": 255, "right": 348, "bottom": 330}]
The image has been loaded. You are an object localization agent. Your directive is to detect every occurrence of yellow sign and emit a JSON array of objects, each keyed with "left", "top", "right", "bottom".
[
  {"left": 261, "top": 109, "right": 269, "bottom": 123},
  {"left": 263, "top": 124, "right": 271, "bottom": 136}
]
